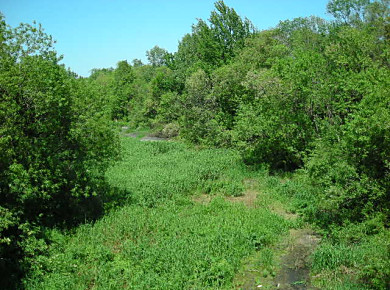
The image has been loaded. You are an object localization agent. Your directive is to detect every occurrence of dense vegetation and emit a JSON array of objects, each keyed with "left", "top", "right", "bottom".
[
  {"left": 0, "top": 15, "right": 119, "bottom": 287},
  {"left": 1, "top": 0, "right": 389, "bottom": 288},
  {"left": 25, "top": 138, "right": 290, "bottom": 289}
]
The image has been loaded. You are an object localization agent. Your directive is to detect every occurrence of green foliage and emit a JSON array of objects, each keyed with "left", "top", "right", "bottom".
[
  {"left": 302, "top": 68, "right": 389, "bottom": 225},
  {"left": 157, "top": 92, "right": 182, "bottom": 123},
  {"left": 146, "top": 45, "right": 169, "bottom": 67},
  {"left": 209, "top": 1, "right": 255, "bottom": 62},
  {"left": 233, "top": 70, "right": 310, "bottom": 169},
  {"left": 172, "top": 0, "right": 255, "bottom": 77},
  {"left": 112, "top": 60, "right": 135, "bottom": 120},
  {"left": 3, "top": 0, "right": 389, "bottom": 287},
  {"left": 0, "top": 17, "right": 119, "bottom": 288},
  {"left": 26, "top": 200, "right": 288, "bottom": 289},
  {"left": 179, "top": 69, "right": 216, "bottom": 144},
  {"left": 312, "top": 226, "right": 390, "bottom": 289}
]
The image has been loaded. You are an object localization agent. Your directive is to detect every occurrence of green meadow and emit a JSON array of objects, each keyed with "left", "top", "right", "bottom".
[{"left": 24, "top": 137, "right": 291, "bottom": 289}]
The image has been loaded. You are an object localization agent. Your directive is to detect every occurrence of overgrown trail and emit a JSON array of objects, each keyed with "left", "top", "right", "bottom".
[
  {"left": 26, "top": 138, "right": 320, "bottom": 289},
  {"left": 273, "top": 228, "right": 320, "bottom": 289},
  {"left": 121, "top": 132, "right": 322, "bottom": 289},
  {"left": 225, "top": 179, "right": 321, "bottom": 289}
]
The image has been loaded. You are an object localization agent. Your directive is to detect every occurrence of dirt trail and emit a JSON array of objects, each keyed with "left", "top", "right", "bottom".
[
  {"left": 121, "top": 128, "right": 169, "bottom": 141},
  {"left": 222, "top": 179, "right": 320, "bottom": 289},
  {"left": 272, "top": 229, "right": 320, "bottom": 289}
]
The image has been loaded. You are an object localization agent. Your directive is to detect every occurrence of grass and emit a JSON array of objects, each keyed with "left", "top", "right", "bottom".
[
  {"left": 25, "top": 136, "right": 388, "bottom": 289},
  {"left": 105, "top": 138, "right": 249, "bottom": 207},
  {"left": 310, "top": 225, "right": 390, "bottom": 289},
  {"left": 269, "top": 174, "right": 390, "bottom": 290},
  {"left": 26, "top": 200, "right": 288, "bottom": 289},
  {"left": 24, "top": 137, "right": 290, "bottom": 289}
]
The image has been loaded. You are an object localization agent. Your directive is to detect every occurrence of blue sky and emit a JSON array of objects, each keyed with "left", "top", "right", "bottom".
[{"left": 1, "top": 0, "right": 330, "bottom": 76}]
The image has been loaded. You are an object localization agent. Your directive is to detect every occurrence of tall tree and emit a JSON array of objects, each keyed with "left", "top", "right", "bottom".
[
  {"left": 209, "top": 0, "right": 255, "bottom": 61},
  {"left": 327, "top": 0, "right": 369, "bottom": 21},
  {"left": 0, "top": 17, "right": 118, "bottom": 287},
  {"left": 112, "top": 60, "right": 135, "bottom": 120},
  {"left": 146, "top": 45, "right": 168, "bottom": 67},
  {"left": 173, "top": 0, "right": 255, "bottom": 77}
]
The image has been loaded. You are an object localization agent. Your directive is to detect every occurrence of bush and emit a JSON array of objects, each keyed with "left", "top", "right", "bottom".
[
  {"left": 0, "top": 17, "right": 119, "bottom": 287},
  {"left": 161, "top": 122, "right": 180, "bottom": 138}
]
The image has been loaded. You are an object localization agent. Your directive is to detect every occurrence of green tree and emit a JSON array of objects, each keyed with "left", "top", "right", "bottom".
[
  {"left": 173, "top": 0, "right": 255, "bottom": 77},
  {"left": 327, "top": 0, "right": 370, "bottom": 24},
  {"left": 180, "top": 69, "right": 217, "bottom": 143},
  {"left": 209, "top": 0, "right": 255, "bottom": 61},
  {"left": 112, "top": 60, "right": 135, "bottom": 120},
  {"left": 146, "top": 45, "right": 168, "bottom": 67},
  {"left": 0, "top": 17, "right": 119, "bottom": 287},
  {"left": 132, "top": 58, "right": 143, "bottom": 67}
]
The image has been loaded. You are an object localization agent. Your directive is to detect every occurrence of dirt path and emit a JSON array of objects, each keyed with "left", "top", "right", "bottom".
[
  {"left": 194, "top": 179, "right": 320, "bottom": 289},
  {"left": 121, "top": 128, "right": 169, "bottom": 141},
  {"left": 272, "top": 228, "right": 320, "bottom": 289}
]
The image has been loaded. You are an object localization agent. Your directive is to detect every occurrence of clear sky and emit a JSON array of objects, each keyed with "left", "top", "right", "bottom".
[{"left": 1, "top": 0, "right": 331, "bottom": 76}]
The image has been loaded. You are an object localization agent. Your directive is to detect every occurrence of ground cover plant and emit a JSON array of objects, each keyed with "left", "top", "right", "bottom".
[
  {"left": 24, "top": 137, "right": 290, "bottom": 289},
  {"left": 105, "top": 137, "right": 248, "bottom": 206}
]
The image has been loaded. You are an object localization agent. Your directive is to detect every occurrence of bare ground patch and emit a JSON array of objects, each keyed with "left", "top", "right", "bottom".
[
  {"left": 192, "top": 193, "right": 213, "bottom": 205},
  {"left": 272, "top": 228, "right": 321, "bottom": 289},
  {"left": 226, "top": 189, "right": 259, "bottom": 208}
]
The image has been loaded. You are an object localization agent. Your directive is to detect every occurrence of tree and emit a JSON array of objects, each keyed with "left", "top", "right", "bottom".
[
  {"left": 180, "top": 69, "right": 216, "bottom": 143},
  {"left": 173, "top": 0, "right": 255, "bottom": 77},
  {"left": 132, "top": 58, "right": 143, "bottom": 67},
  {"left": 327, "top": 0, "right": 373, "bottom": 25},
  {"left": 146, "top": 45, "right": 168, "bottom": 67},
  {"left": 0, "top": 17, "right": 119, "bottom": 287},
  {"left": 209, "top": 0, "right": 255, "bottom": 61},
  {"left": 112, "top": 60, "right": 135, "bottom": 120}
]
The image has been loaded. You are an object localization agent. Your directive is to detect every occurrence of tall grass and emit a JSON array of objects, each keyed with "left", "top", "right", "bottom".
[
  {"left": 24, "top": 137, "right": 289, "bottom": 289},
  {"left": 26, "top": 200, "right": 288, "bottom": 289},
  {"left": 105, "top": 138, "right": 248, "bottom": 207}
]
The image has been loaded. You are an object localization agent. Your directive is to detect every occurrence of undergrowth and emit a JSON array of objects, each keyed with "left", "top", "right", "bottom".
[
  {"left": 26, "top": 199, "right": 288, "bottom": 289},
  {"left": 272, "top": 174, "right": 390, "bottom": 289},
  {"left": 24, "top": 137, "right": 289, "bottom": 289},
  {"left": 105, "top": 138, "right": 248, "bottom": 207}
]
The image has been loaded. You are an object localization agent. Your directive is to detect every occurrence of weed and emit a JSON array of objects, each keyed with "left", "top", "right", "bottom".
[{"left": 24, "top": 138, "right": 289, "bottom": 289}]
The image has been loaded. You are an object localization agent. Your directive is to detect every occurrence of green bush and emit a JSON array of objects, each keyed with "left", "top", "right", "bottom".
[{"left": 0, "top": 17, "right": 119, "bottom": 287}]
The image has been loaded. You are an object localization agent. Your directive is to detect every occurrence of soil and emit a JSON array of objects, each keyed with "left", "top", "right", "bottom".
[
  {"left": 121, "top": 130, "right": 169, "bottom": 141},
  {"left": 226, "top": 189, "right": 259, "bottom": 208},
  {"left": 272, "top": 229, "right": 320, "bottom": 290},
  {"left": 192, "top": 193, "right": 213, "bottom": 205}
]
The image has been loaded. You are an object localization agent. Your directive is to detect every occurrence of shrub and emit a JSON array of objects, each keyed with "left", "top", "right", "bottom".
[{"left": 0, "top": 17, "right": 119, "bottom": 287}]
